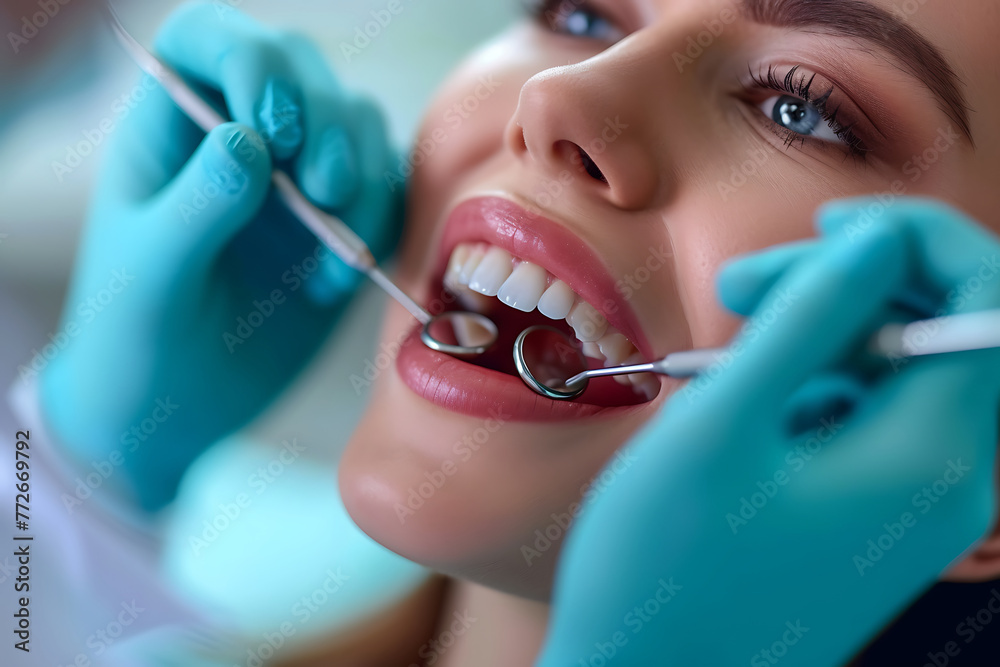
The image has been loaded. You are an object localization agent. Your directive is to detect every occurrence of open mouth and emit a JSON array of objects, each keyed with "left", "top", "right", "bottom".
[
  {"left": 395, "top": 195, "right": 662, "bottom": 422},
  {"left": 441, "top": 242, "right": 659, "bottom": 402}
]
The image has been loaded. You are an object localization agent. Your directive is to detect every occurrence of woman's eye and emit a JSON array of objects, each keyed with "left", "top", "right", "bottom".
[
  {"left": 542, "top": 2, "right": 624, "bottom": 41},
  {"left": 759, "top": 95, "right": 842, "bottom": 144}
]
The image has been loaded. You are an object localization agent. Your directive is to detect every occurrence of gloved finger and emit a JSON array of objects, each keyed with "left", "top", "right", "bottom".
[
  {"left": 801, "top": 353, "right": 998, "bottom": 550},
  {"left": 135, "top": 122, "right": 273, "bottom": 278},
  {"left": 280, "top": 32, "right": 361, "bottom": 212},
  {"left": 309, "top": 96, "right": 403, "bottom": 303},
  {"left": 716, "top": 240, "right": 819, "bottom": 316},
  {"left": 781, "top": 371, "right": 868, "bottom": 437},
  {"left": 99, "top": 76, "right": 210, "bottom": 206},
  {"left": 720, "top": 218, "right": 910, "bottom": 407},
  {"left": 817, "top": 197, "right": 1000, "bottom": 313},
  {"left": 153, "top": 3, "right": 305, "bottom": 161},
  {"left": 338, "top": 96, "right": 402, "bottom": 260}
]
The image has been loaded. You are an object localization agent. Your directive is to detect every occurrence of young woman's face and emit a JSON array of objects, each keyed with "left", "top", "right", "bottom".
[{"left": 340, "top": 0, "right": 1000, "bottom": 599}]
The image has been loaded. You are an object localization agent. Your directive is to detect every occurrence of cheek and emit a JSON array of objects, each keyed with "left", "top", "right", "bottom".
[{"left": 656, "top": 188, "right": 823, "bottom": 349}]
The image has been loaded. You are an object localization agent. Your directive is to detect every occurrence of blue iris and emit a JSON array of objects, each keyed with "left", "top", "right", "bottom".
[
  {"left": 558, "top": 7, "right": 618, "bottom": 40},
  {"left": 772, "top": 95, "right": 823, "bottom": 135}
]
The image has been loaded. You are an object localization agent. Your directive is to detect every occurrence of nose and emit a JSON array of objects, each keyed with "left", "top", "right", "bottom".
[{"left": 504, "top": 58, "right": 664, "bottom": 211}]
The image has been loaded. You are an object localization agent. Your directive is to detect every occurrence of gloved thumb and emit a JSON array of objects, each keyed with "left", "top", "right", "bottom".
[{"left": 141, "top": 122, "right": 273, "bottom": 274}]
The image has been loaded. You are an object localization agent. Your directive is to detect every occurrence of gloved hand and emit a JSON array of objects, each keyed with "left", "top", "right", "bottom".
[
  {"left": 38, "top": 3, "right": 403, "bottom": 511},
  {"left": 537, "top": 198, "right": 1000, "bottom": 667}
]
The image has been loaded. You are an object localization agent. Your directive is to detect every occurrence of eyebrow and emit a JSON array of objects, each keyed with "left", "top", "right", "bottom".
[{"left": 741, "top": 0, "right": 973, "bottom": 145}]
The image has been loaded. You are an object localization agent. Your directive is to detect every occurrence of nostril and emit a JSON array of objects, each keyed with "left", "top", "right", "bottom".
[{"left": 577, "top": 146, "right": 607, "bottom": 184}]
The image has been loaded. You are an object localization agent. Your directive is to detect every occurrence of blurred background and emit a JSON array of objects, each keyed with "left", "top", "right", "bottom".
[{"left": 0, "top": 1, "right": 521, "bottom": 664}]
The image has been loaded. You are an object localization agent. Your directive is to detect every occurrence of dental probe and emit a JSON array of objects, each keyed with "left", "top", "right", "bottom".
[
  {"left": 516, "top": 309, "right": 1000, "bottom": 400},
  {"left": 103, "top": 3, "right": 497, "bottom": 359}
]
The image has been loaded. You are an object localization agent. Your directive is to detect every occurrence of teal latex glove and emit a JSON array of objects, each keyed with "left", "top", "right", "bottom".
[
  {"left": 537, "top": 198, "right": 1000, "bottom": 667},
  {"left": 38, "top": 3, "right": 403, "bottom": 511}
]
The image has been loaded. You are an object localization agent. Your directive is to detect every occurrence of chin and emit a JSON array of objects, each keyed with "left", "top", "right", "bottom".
[{"left": 338, "top": 191, "right": 678, "bottom": 600}]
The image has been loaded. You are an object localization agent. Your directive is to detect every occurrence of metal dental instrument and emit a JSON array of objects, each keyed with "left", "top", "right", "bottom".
[
  {"left": 515, "top": 309, "right": 1000, "bottom": 400},
  {"left": 103, "top": 3, "right": 498, "bottom": 359}
]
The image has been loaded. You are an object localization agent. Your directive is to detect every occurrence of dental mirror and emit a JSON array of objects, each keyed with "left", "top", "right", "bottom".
[
  {"left": 420, "top": 311, "right": 499, "bottom": 359},
  {"left": 515, "top": 309, "right": 1000, "bottom": 401},
  {"left": 513, "top": 326, "right": 591, "bottom": 400},
  {"left": 514, "top": 325, "right": 716, "bottom": 400}
]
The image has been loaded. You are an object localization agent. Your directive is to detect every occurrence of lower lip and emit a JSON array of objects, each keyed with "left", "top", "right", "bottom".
[{"left": 396, "top": 325, "right": 652, "bottom": 422}]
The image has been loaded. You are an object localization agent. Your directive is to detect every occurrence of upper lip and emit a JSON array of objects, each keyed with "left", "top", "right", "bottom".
[{"left": 433, "top": 194, "right": 653, "bottom": 360}]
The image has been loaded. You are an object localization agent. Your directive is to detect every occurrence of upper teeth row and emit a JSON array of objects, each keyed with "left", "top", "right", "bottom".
[{"left": 442, "top": 243, "right": 658, "bottom": 399}]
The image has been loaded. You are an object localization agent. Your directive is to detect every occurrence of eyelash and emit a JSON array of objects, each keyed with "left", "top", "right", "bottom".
[
  {"left": 523, "top": 1, "right": 873, "bottom": 161},
  {"left": 745, "top": 64, "right": 871, "bottom": 160}
]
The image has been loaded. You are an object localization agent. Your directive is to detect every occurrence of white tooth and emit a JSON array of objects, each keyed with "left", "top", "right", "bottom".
[
  {"left": 537, "top": 280, "right": 577, "bottom": 320},
  {"left": 456, "top": 286, "right": 494, "bottom": 314},
  {"left": 635, "top": 377, "right": 660, "bottom": 401},
  {"left": 597, "top": 332, "right": 634, "bottom": 367},
  {"left": 614, "top": 375, "right": 632, "bottom": 387},
  {"left": 453, "top": 313, "right": 497, "bottom": 349},
  {"left": 459, "top": 245, "right": 487, "bottom": 284},
  {"left": 444, "top": 245, "right": 471, "bottom": 291},
  {"left": 497, "top": 262, "right": 548, "bottom": 312},
  {"left": 627, "top": 373, "right": 659, "bottom": 403},
  {"left": 622, "top": 354, "right": 649, "bottom": 389},
  {"left": 623, "top": 352, "right": 644, "bottom": 366},
  {"left": 468, "top": 247, "right": 513, "bottom": 296},
  {"left": 567, "top": 301, "right": 608, "bottom": 342},
  {"left": 582, "top": 342, "right": 602, "bottom": 360}
]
